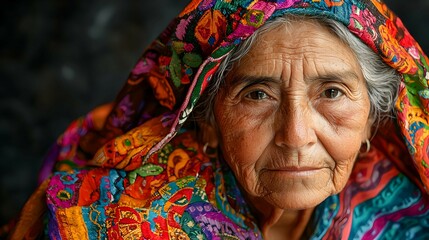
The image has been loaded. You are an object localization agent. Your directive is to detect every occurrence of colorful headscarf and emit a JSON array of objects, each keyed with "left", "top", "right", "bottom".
[
  {"left": 8, "top": 0, "right": 429, "bottom": 239},
  {"left": 48, "top": 0, "right": 429, "bottom": 188}
]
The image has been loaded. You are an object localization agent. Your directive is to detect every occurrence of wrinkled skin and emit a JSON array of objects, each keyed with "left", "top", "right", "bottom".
[{"left": 203, "top": 20, "right": 372, "bottom": 238}]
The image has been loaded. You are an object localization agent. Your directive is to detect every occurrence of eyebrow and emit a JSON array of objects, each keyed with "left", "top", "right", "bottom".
[
  {"left": 230, "top": 75, "right": 281, "bottom": 88},
  {"left": 306, "top": 71, "right": 361, "bottom": 84},
  {"left": 230, "top": 70, "right": 361, "bottom": 88}
]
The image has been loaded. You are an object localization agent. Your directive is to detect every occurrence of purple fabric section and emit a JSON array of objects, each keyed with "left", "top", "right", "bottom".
[{"left": 186, "top": 201, "right": 262, "bottom": 240}]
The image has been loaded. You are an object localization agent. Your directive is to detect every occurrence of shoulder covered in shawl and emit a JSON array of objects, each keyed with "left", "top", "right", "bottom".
[{"left": 6, "top": 0, "right": 429, "bottom": 239}]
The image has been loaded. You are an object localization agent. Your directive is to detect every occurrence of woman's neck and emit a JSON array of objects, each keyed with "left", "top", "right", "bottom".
[
  {"left": 246, "top": 196, "right": 314, "bottom": 240},
  {"left": 262, "top": 208, "right": 314, "bottom": 240}
]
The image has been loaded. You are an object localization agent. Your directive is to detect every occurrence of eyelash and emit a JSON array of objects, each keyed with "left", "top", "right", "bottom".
[{"left": 245, "top": 90, "right": 270, "bottom": 100}]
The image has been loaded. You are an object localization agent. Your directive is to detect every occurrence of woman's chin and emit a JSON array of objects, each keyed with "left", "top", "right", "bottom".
[
  {"left": 256, "top": 171, "right": 338, "bottom": 210},
  {"left": 265, "top": 190, "right": 330, "bottom": 210}
]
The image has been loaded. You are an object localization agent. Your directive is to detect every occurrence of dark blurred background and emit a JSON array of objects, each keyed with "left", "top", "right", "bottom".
[{"left": 0, "top": 0, "right": 428, "bottom": 225}]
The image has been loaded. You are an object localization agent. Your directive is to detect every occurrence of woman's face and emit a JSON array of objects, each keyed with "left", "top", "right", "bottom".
[{"left": 212, "top": 21, "right": 371, "bottom": 210}]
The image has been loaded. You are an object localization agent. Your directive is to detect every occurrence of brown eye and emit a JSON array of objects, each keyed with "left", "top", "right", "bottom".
[
  {"left": 246, "top": 90, "right": 269, "bottom": 100},
  {"left": 321, "top": 88, "right": 343, "bottom": 99}
]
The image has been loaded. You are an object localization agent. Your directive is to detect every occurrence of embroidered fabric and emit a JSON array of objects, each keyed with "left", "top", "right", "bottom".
[{"left": 8, "top": 0, "right": 429, "bottom": 239}]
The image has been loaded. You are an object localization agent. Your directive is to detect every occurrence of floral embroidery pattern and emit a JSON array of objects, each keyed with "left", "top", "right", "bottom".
[{"left": 34, "top": 0, "right": 429, "bottom": 239}]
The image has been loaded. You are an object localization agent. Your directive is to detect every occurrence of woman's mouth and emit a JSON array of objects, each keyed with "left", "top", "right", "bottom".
[{"left": 266, "top": 166, "right": 324, "bottom": 177}]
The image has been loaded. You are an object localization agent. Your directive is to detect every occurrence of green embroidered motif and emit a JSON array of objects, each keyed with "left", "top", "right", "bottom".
[{"left": 128, "top": 163, "right": 164, "bottom": 184}]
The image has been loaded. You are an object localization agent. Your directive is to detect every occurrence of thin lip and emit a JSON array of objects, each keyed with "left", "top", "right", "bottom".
[
  {"left": 267, "top": 166, "right": 323, "bottom": 171},
  {"left": 265, "top": 167, "right": 324, "bottom": 177}
]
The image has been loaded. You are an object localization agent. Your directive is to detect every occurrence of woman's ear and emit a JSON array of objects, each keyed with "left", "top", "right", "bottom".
[
  {"left": 365, "top": 122, "right": 372, "bottom": 140},
  {"left": 359, "top": 120, "right": 374, "bottom": 154},
  {"left": 364, "top": 115, "right": 376, "bottom": 140},
  {"left": 198, "top": 121, "right": 219, "bottom": 149}
]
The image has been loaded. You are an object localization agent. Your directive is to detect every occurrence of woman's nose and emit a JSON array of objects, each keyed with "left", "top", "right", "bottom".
[{"left": 274, "top": 102, "right": 317, "bottom": 149}]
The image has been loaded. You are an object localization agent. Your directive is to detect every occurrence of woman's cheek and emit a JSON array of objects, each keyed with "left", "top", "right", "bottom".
[
  {"left": 218, "top": 110, "right": 258, "bottom": 164},
  {"left": 314, "top": 99, "right": 370, "bottom": 191},
  {"left": 331, "top": 153, "right": 359, "bottom": 192},
  {"left": 216, "top": 102, "right": 275, "bottom": 188}
]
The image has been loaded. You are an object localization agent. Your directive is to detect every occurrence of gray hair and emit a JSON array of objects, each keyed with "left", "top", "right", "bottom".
[{"left": 195, "top": 15, "right": 400, "bottom": 129}]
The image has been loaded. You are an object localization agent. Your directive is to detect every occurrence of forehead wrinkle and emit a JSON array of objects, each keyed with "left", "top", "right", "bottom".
[
  {"left": 228, "top": 74, "right": 282, "bottom": 89},
  {"left": 228, "top": 20, "right": 363, "bottom": 92},
  {"left": 300, "top": 48, "right": 361, "bottom": 84}
]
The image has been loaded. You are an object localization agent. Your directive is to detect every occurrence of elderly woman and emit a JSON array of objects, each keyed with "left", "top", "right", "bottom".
[{"left": 8, "top": 0, "right": 429, "bottom": 239}]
